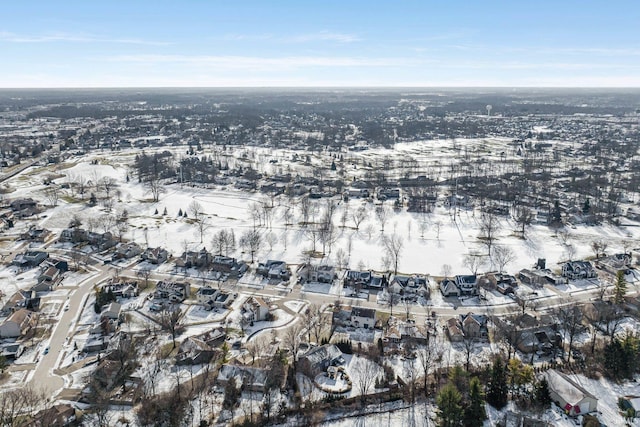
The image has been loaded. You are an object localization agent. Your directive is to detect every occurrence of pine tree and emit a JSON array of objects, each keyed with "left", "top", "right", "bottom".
[
  {"left": 486, "top": 357, "right": 508, "bottom": 409},
  {"left": 436, "top": 383, "right": 463, "bottom": 427},
  {"left": 178, "top": 208, "right": 183, "bottom": 217},
  {"left": 552, "top": 200, "right": 562, "bottom": 223},
  {"left": 613, "top": 270, "right": 627, "bottom": 305},
  {"left": 163, "top": 207, "right": 168, "bottom": 215},
  {"left": 463, "top": 377, "right": 487, "bottom": 427},
  {"left": 534, "top": 378, "right": 551, "bottom": 409},
  {"left": 582, "top": 198, "right": 591, "bottom": 214}
]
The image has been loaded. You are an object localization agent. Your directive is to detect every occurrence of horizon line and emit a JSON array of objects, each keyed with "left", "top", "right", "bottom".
[{"left": 2, "top": 85, "right": 640, "bottom": 90}]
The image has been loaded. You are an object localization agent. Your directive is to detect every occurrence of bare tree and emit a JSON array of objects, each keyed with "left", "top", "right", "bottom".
[
  {"left": 43, "top": 186, "right": 59, "bottom": 207},
  {"left": 188, "top": 200, "right": 203, "bottom": 219},
  {"left": 556, "top": 304, "right": 584, "bottom": 362},
  {"left": 0, "top": 385, "right": 45, "bottom": 426},
  {"left": 417, "top": 337, "right": 444, "bottom": 396},
  {"left": 352, "top": 205, "right": 368, "bottom": 230},
  {"left": 283, "top": 322, "right": 303, "bottom": 368},
  {"left": 265, "top": 231, "right": 278, "bottom": 251},
  {"left": 479, "top": 211, "right": 500, "bottom": 256},
  {"left": 492, "top": 245, "right": 516, "bottom": 273},
  {"left": 375, "top": 205, "right": 390, "bottom": 233},
  {"left": 441, "top": 264, "right": 452, "bottom": 278},
  {"left": 514, "top": 206, "right": 534, "bottom": 238},
  {"left": 352, "top": 355, "right": 378, "bottom": 405},
  {"left": 463, "top": 252, "right": 485, "bottom": 275},
  {"left": 146, "top": 177, "right": 165, "bottom": 202},
  {"left": 384, "top": 232, "right": 404, "bottom": 274},
  {"left": 240, "top": 229, "right": 262, "bottom": 263},
  {"left": 299, "top": 196, "right": 311, "bottom": 226},
  {"left": 590, "top": 239, "right": 609, "bottom": 259},
  {"left": 159, "top": 308, "right": 184, "bottom": 349}
]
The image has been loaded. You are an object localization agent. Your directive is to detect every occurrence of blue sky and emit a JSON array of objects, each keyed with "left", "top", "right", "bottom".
[{"left": 1, "top": 1, "right": 639, "bottom": 87}]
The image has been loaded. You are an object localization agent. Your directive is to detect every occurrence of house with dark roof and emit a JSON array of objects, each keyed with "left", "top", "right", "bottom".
[
  {"left": 211, "top": 255, "right": 248, "bottom": 277},
  {"left": 439, "top": 278, "right": 460, "bottom": 297},
  {"left": 562, "top": 261, "right": 596, "bottom": 280},
  {"left": 11, "top": 251, "right": 48, "bottom": 268},
  {"left": 141, "top": 247, "right": 170, "bottom": 264},
  {"left": 350, "top": 307, "right": 376, "bottom": 329},
  {"left": 298, "top": 344, "right": 344, "bottom": 376},
  {"left": 176, "top": 337, "right": 216, "bottom": 365}
]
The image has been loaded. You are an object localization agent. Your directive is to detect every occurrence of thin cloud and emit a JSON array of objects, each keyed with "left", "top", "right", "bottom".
[
  {"left": 219, "top": 30, "right": 360, "bottom": 44},
  {"left": 0, "top": 31, "right": 171, "bottom": 46},
  {"left": 101, "top": 54, "right": 413, "bottom": 69}
]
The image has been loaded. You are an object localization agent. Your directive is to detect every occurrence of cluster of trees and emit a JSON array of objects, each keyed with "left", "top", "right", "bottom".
[{"left": 437, "top": 357, "right": 552, "bottom": 426}]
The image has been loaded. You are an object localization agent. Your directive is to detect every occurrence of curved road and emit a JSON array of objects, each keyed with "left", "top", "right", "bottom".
[{"left": 28, "top": 266, "right": 112, "bottom": 397}]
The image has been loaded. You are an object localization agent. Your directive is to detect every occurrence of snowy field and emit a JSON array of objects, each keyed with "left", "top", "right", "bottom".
[{"left": 3, "top": 144, "right": 637, "bottom": 285}]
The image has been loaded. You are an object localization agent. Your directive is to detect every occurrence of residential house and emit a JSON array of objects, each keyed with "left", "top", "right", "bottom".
[
  {"left": 11, "top": 250, "right": 48, "bottom": 268},
  {"left": 459, "top": 312, "right": 488, "bottom": 339},
  {"left": 311, "top": 265, "right": 336, "bottom": 283},
  {"left": 595, "top": 253, "right": 632, "bottom": 276},
  {"left": 455, "top": 275, "right": 478, "bottom": 295},
  {"left": 0, "top": 342, "right": 25, "bottom": 359},
  {"left": 217, "top": 364, "right": 269, "bottom": 392},
  {"left": 205, "top": 291, "right": 234, "bottom": 310},
  {"left": 243, "top": 296, "right": 270, "bottom": 322},
  {"left": 439, "top": 278, "right": 460, "bottom": 297},
  {"left": 0, "top": 308, "right": 38, "bottom": 338},
  {"left": 2, "top": 290, "right": 39, "bottom": 314},
  {"left": 176, "top": 337, "right": 216, "bottom": 365},
  {"left": 20, "top": 227, "right": 50, "bottom": 242},
  {"left": 211, "top": 255, "right": 248, "bottom": 278},
  {"left": 562, "top": 261, "right": 596, "bottom": 280},
  {"left": 101, "top": 302, "right": 122, "bottom": 320},
  {"left": 58, "top": 228, "right": 116, "bottom": 250},
  {"left": 350, "top": 307, "right": 376, "bottom": 329},
  {"left": 344, "top": 270, "right": 373, "bottom": 288},
  {"left": 256, "top": 260, "right": 290, "bottom": 280},
  {"left": 196, "top": 286, "right": 218, "bottom": 305},
  {"left": 141, "top": 247, "right": 170, "bottom": 264},
  {"left": 27, "top": 403, "right": 79, "bottom": 426},
  {"left": 155, "top": 281, "right": 190, "bottom": 302},
  {"left": 9, "top": 198, "right": 38, "bottom": 217},
  {"left": 101, "top": 281, "right": 138, "bottom": 298},
  {"left": 196, "top": 327, "right": 226, "bottom": 347},
  {"left": 36, "top": 266, "right": 62, "bottom": 290},
  {"left": 543, "top": 370, "right": 598, "bottom": 416},
  {"left": 112, "top": 242, "right": 143, "bottom": 261},
  {"left": 298, "top": 344, "right": 344, "bottom": 376}
]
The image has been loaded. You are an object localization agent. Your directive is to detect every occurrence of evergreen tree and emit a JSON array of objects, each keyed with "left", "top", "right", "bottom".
[
  {"left": 436, "top": 383, "right": 463, "bottom": 427},
  {"left": 533, "top": 378, "right": 552, "bottom": 409},
  {"left": 463, "top": 377, "right": 487, "bottom": 427},
  {"left": 552, "top": 200, "right": 562, "bottom": 223},
  {"left": 486, "top": 357, "right": 508, "bottom": 409},
  {"left": 448, "top": 365, "right": 470, "bottom": 397},
  {"left": 163, "top": 207, "right": 168, "bottom": 215},
  {"left": 178, "top": 208, "right": 183, "bottom": 217},
  {"left": 613, "top": 270, "right": 627, "bottom": 305},
  {"left": 582, "top": 198, "right": 591, "bottom": 214}
]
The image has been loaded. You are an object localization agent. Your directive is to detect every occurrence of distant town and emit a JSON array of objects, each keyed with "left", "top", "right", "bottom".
[{"left": 0, "top": 88, "right": 639, "bottom": 426}]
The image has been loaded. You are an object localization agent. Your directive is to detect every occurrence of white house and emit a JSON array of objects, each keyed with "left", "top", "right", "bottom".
[
  {"left": 101, "top": 302, "right": 122, "bottom": 320},
  {"left": 350, "top": 307, "right": 376, "bottom": 329},
  {"left": 0, "top": 309, "right": 37, "bottom": 338},
  {"left": 243, "top": 296, "right": 270, "bottom": 322},
  {"left": 543, "top": 370, "right": 598, "bottom": 416}
]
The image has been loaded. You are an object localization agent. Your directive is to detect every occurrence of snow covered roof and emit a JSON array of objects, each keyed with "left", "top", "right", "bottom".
[{"left": 544, "top": 370, "right": 597, "bottom": 407}]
